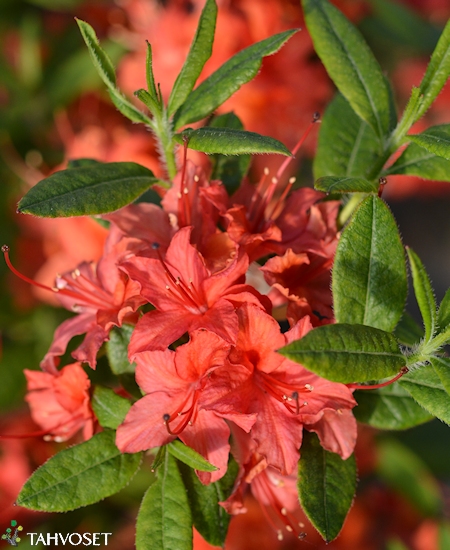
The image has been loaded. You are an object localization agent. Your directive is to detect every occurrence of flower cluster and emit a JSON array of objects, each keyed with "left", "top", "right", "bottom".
[{"left": 7, "top": 133, "right": 358, "bottom": 537}]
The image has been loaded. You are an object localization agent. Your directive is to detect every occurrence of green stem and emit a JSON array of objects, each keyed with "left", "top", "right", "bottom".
[{"left": 153, "top": 109, "right": 178, "bottom": 180}]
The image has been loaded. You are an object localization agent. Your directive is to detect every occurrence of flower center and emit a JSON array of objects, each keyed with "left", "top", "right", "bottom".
[
  {"left": 259, "top": 371, "right": 313, "bottom": 415},
  {"left": 153, "top": 242, "right": 208, "bottom": 314}
]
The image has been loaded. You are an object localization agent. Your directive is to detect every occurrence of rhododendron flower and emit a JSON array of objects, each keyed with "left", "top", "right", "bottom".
[
  {"left": 116, "top": 329, "right": 255, "bottom": 484},
  {"left": 122, "top": 226, "right": 271, "bottom": 355},
  {"left": 205, "top": 303, "right": 357, "bottom": 475},
  {"left": 40, "top": 237, "right": 144, "bottom": 372},
  {"left": 105, "top": 160, "right": 233, "bottom": 271},
  {"left": 261, "top": 248, "right": 334, "bottom": 326},
  {"left": 24, "top": 363, "right": 95, "bottom": 442},
  {"left": 221, "top": 173, "right": 340, "bottom": 262}
]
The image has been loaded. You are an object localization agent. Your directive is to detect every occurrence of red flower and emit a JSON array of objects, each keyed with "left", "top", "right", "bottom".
[
  {"left": 24, "top": 363, "right": 95, "bottom": 442},
  {"left": 223, "top": 176, "right": 340, "bottom": 262},
  {"left": 122, "top": 226, "right": 270, "bottom": 355},
  {"left": 40, "top": 234, "right": 144, "bottom": 372},
  {"left": 204, "top": 303, "right": 357, "bottom": 475},
  {"left": 116, "top": 329, "right": 255, "bottom": 484},
  {"left": 261, "top": 248, "right": 334, "bottom": 326}
]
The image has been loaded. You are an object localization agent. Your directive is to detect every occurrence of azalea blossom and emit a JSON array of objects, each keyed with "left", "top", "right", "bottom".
[
  {"left": 122, "top": 226, "right": 271, "bottom": 356},
  {"left": 204, "top": 303, "right": 357, "bottom": 475},
  {"left": 2, "top": 237, "right": 144, "bottom": 373},
  {"left": 24, "top": 363, "right": 95, "bottom": 442},
  {"left": 261, "top": 248, "right": 334, "bottom": 326},
  {"left": 116, "top": 329, "right": 255, "bottom": 484}
]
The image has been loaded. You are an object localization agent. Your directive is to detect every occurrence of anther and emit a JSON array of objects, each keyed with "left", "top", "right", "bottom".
[
  {"left": 163, "top": 414, "right": 170, "bottom": 422},
  {"left": 378, "top": 176, "right": 388, "bottom": 197},
  {"left": 288, "top": 176, "right": 296, "bottom": 184},
  {"left": 312, "top": 111, "right": 321, "bottom": 122},
  {"left": 1, "top": 244, "right": 10, "bottom": 253},
  {"left": 286, "top": 526, "right": 293, "bottom": 533},
  {"left": 277, "top": 531, "right": 283, "bottom": 541},
  {"left": 152, "top": 242, "right": 160, "bottom": 250},
  {"left": 281, "top": 508, "right": 287, "bottom": 516},
  {"left": 193, "top": 175, "right": 199, "bottom": 182},
  {"left": 304, "top": 384, "right": 313, "bottom": 391}
]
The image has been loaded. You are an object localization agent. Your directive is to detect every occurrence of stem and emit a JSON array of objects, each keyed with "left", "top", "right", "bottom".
[{"left": 153, "top": 108, "right": 178, "bottom": 180}]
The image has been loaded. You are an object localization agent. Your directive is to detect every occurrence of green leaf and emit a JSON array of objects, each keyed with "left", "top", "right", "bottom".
[
  {"left": 76, "top": 18, "right": 116, "bottom": 87},
  {"left": 438, "top": 288, "right": 450, "bottom": 331},
  {"left": 135, "top": 88, "right": 163, "bottom": 117},
  {"left": 45, "top": 40, "right": 126, "bottom": 107},
  {"left": 17, "top": 162, "right": 157, "bottom": 218},
  {"left": 302, "top": 0, "right": 391, "bottom": 139},
  {"left": 313, "top": 93, "right": 382, "bottom": 180},
  {"left": 173, "top": 29, "right": 297, "bottom": 129},
  {"left": 168, "top": 0, "right": 217, "bottom": 115},
  {"left": 145, "top": 42, "right": 159, "bottom": 105},
  {"left": 384, "top": 141, "right": 450, "bottom": 182},
  {"left": 394, "top": 313, "right": 424, "bottom": 346},
  {"left": 136, "top": 451, "right": 192, "bottom": 550},
  {"left": 76, "top": 19, "right": 152, "bottom": 125},
  {"left": 430, "top": 356, "right": 450, "bottom": 395},
  {"left": 167, "top": 440, "right": 218, "bottom": 473},
  {"left": 409, "top": 125, "right": 450, "bottom": 161},
  {"left": 106, "top": 325, "right": 136, "bottom": 375},
  {"left": 399, "top": 365, "right": 450, "bottom": 425},
  {"left": 366, "top": 0, "right": 440, "bottom": 54},
  {"left": 177, "top": 457, "right": 238, "bottom": 547},
  {"left": 92, "top": 386, "right": 131, "bottom": 430},
  {"left": 415, "top": 19, "right": 450, "bottom": 121},
  {"left": 354, "top": 383, "right": 433, "bottom": 430},
  {"left": 174, "top": 127, "right": 291, "bottom": 156},
  {"left": 315, "top": 176, "right": 378, "bottom": 193},
  {"left": 17, "top": 430, "right": 142, "bottom": 511},
  {"left": 406, "top": 247, "right": 436, "bottom": 343},
  {"left": 377, "top": 438, "right": 442, "bottom": 517},
  {"left": 67, "top": 158, "right": 102, "bottom": 169},
  {"left": 109, "top": 90, "right": 153, "bottom": 126},
  {"left": 209, "top": 113, "right": 251, "bottom": 192},
  {"left": 280, "top": 323, "right": 405, "bottom": 383},
  {"left": 298, "top": 432, "right": 356, "bottom": 542},
  {"left": 332, "top": 196, "right": 407, "bottom": 332}
]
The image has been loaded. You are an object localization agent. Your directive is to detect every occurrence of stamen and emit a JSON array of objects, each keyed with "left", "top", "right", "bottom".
[
  {"left": 275, "top": 113, "right": 320, "bottom": 180},
  {"left": 3, "top": 245, "right": 55, "bottom": 292},
  {"left": 347, "top": 366, "right": 409, "bottom": 390},
  {"left": 378, "top": 176, "right": 387, "bottom": 197},
  {"left": 3, "top": 245, "right": 113, "bottom": 310}
]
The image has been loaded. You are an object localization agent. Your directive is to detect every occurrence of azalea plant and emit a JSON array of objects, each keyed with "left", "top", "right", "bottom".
[{"left": 3, "top": 0, "right": 450, "bottom": 547}]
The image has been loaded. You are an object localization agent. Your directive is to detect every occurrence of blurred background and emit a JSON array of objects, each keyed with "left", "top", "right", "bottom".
[{"left": 1, "top": 0, "right": 450, "bottom": 548}]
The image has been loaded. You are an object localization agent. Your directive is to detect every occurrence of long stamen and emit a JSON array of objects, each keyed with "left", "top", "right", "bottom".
[
  {"left": 275, "top": 112, "right": 320, "bottom": 181},
  {"left": 0, "top": 413, "right": 87, "bottom": 440},
  {"left": 2, "top": 245, "right": 54, "bottom": 292},
  {"left": 154, "top": 246, "right": 201, "bottom": 309},
  {"left": 248, "top": 167, "right": 270, "bottom": 221},
  {"left": 2, "top": 245, "right": 112, "bottom": 310},
  {"left": 265, "top": 176, "right": 296, "bottom": 222},
  {"left": 163, "top": 390, "right": 199, "bottom": 435},
  {"left": 347, "top": 366, "right": 409, "bottom": 390}
]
